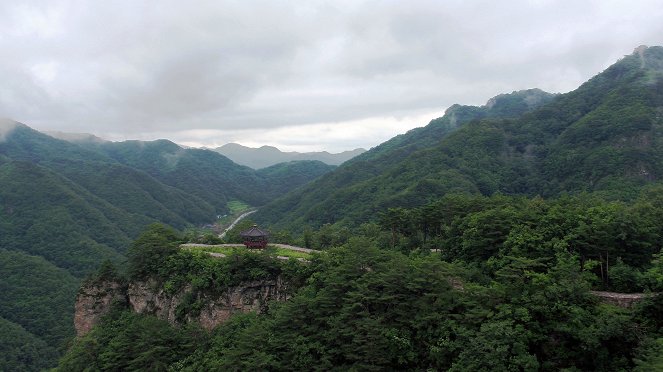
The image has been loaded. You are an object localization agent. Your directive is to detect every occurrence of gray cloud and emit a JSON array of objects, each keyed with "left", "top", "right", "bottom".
[{"left": 2, "top": 0, "right": 663, "bottom": 150}]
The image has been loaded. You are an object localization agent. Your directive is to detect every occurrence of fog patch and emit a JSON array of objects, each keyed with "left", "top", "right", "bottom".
[
  {"left": 162, "top": 147, "right": 186, "bottom": 169},
  {"left": 0, "top": 119, "right": 18, "bottom": 143}
]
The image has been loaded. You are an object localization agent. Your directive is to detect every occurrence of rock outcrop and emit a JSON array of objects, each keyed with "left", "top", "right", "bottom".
[
  {"left": 590, "top": 291, "right": 652, "bottom": 308},
  {"left": 74, "top": 280, "right": 128, "bottom": 337},
  {"left": 74, "top": 277, "right": 289, "bottom": 337}
]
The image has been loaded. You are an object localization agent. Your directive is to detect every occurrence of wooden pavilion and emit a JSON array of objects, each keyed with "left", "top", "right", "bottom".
[{"left": 240, "top": 224, "right": 270, "bottom": 248}]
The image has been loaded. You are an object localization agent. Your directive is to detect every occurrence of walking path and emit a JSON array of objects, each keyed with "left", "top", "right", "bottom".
[
  {"left": 180, "top": 243, "right": 320, "bottom": 262},
  {"left": 181, "top": 243, "right": 319, "bottom": 253}
]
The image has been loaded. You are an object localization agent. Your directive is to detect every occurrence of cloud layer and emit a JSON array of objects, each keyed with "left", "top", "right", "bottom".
[{"left": 2, "top": 0, "right": 663, "bottom": 151}]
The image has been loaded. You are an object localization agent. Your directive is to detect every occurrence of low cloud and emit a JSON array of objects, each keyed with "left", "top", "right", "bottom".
[
  {"left": 0, "top": 119, "right": 18, "bottom": 143},
  {"left": 2, "top": 1, "right": 663, "bottom": 150}
]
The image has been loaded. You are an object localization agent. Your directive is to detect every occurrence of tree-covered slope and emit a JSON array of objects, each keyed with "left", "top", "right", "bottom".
[
  {"left": 256, "top": 160, "right": 336, "bottom": 194},
  {"left": 0, "top": 160, "right": 129, "bottom": 275},
  {"left": 255, "top": 89, "right": 557, "bottom": 229},
  {"left": 0, "top": 122, "right": 335, "bottom": 369},
  {"left": 56, "top": 224, "right": 663, "bottom": 370},
  {"left": 80, "top": 138, "right": 337, "bottom": 211},
  {"left": 0, "top": 249, "right": 79, "bottom": 369},
  {"left": 0, "top": 316, "right": 59, "bottom": 372},
  {"left": 256, "top": 46, "right": 663, "bottom": 230},
  {"left": 1, "top": 124, "right": 217, "bottom": 226}
]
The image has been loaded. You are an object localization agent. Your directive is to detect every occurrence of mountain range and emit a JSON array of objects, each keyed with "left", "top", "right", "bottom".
[
  {"left": 255, "top": 46, "right": 663, "bottom": 231},
  {"left": 213, "top": 143, "right": 365, "bottom": 169},
  {"left": 3, "top": 45, "right": 663, "bottom": 370},
  {"left": 0, "top": 123, "right": 334, "bottom": 369}
]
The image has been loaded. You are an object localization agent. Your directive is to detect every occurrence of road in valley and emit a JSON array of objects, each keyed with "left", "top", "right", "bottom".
[{"left": 218, "top": 209, "right": 257, "bottom": 239}]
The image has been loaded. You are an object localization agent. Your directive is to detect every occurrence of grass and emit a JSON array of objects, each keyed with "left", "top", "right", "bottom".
[
  {"left": 182, "top": 244, "right": 313, "bottom": 260},
  {"left": 227, "top": 200, "right": 251, "bottom": 214},
  {"left": 264, "top": 246, "right": 312, "bottom": 260}
]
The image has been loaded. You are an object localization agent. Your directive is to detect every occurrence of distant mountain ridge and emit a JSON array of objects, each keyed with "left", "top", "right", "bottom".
[
  {"left": 255, "top": 88, "right": 557, "bottom": 229},
  {"left": 213, "top": 143, "right": 365, "bottom": 169},
  {"left": 256, "top": 46, "right": 663, "bottom": 231}
]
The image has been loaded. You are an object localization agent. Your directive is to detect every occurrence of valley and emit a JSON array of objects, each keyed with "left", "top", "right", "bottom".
[{"left": 3, "top": 46, "right": 663, "bottom": 371}]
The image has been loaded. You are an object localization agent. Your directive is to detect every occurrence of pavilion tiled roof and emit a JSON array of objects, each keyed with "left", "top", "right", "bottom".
[{"left": 240, "top": 225, "right": 270, "bottom": 238}]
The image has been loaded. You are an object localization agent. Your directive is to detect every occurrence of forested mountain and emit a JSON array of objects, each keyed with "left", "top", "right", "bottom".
[
  {"left": 57, "top": 209, "right": 663, "bottom": 370},
  {"left": 256, "top": 46, "right": 663, "bottom": 231},
  {"left": 214, "top": 143, "right": 365, "bottom": 169},
  {"left": 0, "top": 122, "right": 334, "bottom": 370},
  {"left": 51, "top": 46, "right": 663, "bottom": 371}
]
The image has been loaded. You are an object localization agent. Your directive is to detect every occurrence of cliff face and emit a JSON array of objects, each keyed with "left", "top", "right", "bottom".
[
  {"left": 74, "top": 280, "right": 128, "bottom": 337},
  {"left": 74, "top": 277, "right": 289, "bottom": 337}
]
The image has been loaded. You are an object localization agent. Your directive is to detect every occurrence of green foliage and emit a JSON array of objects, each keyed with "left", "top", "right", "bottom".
[
  {"left": 365, "top": 193, "right": 661, "bottom": 292},
  {"left": 59, "top": 218, "right": 663, "bottom": 370},
  {"left": 0, "top": 316, "right": 59, "bottom": 372},
  {"left": 257, "top": 47, "right": 663, "bottom": 232},
  {"left": 0, "top": 249, "right": 79, "bottom": 349},
  {"left": 56, "top": 310, "right": 203, "bottom": 372},
  {"left": 226, "top": 199, "right": 250, "bottom": 214},
  {"left": 0, "top": 122, "right": 336, "bottom": 369},
  {"left": 634, "top": 337, "right": 663, "bottom": 371},
  {"left": 160, "top": 249, "right": 287, "bottom": 296},
  {"left": 127, "top": 224, "right": 182, "bottom": 280},
  {"left": 643, "top": 248, "right": 663, "bottom": 291},
  {"left": 86, "top": 259, "right": 125, "bottom": 285}
]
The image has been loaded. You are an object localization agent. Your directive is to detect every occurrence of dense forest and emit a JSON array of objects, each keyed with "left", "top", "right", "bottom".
[
  {"left": 0, "top": 125, "right": 334, "bottom": 370},
  {"left": 58, "top": 197, "right": 663, "bottom": 370}
]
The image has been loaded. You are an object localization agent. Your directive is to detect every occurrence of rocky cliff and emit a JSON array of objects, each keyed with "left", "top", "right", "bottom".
[
  {"left": 74, "top": 280, "right": 128, "bottom": 336},
  {"left": 74, "top": 277, "right": 289, "bottom": 336}
]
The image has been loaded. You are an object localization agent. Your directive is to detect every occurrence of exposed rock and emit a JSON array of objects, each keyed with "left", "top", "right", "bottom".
[
  {"left": 74, "top": 280, "right": 127, "bottom": 337},
  {"left": 590, "top": 290, "right": 651, "bottom": 308},
  {"left": 74, "top": 276, "right": 290, "bottom": 336},
  {"left": 127, "top": 280, "right": 190, "bottom": 325}
]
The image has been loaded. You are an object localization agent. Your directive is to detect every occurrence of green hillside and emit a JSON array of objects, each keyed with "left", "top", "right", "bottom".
[
  {"left": 57, "top": 219, "right": 663, "bottom": 370},
  {"left": 81, "top": 138, "right": 336, "bottom": 211},
  {"left": 0, "top": 125, "right": 335, "bottom": 369},
  {"left": 0, "top": 250, "right": 79, "bottom": 369},
  {"left": 256, "top": 46, "right": 663, "bottom": 231},
  {"left": 52, "top": 46, "right": 663, "bottom": 371}
]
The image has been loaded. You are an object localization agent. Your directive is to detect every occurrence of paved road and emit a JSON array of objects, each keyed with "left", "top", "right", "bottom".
[{"left": 218, "top": 210, "right": 257, "bottom": 239}]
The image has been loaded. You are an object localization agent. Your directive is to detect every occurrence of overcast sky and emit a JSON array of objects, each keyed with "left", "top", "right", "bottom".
[{"left": 1, "top": 0, "right": 663, "bottom": 152}]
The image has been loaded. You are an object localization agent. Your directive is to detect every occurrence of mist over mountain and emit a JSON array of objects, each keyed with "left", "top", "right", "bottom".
[
  {"left": 214, "top": 143, "right": 365, "bottom": 169},
  {"left": 255, "top": 46, "right": 663, "bottom": 231}
]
